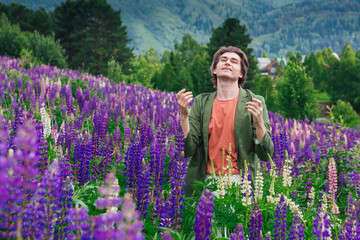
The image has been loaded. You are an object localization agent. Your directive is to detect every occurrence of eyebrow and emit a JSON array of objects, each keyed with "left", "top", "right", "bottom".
[{"left": 220, "top": 56, "right": 240, "bottom": 62}]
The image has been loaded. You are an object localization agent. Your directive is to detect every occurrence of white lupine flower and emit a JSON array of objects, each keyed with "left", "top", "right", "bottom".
[
  {"left": 226, "top": 144, "right": 234, "bottom": 188},
  {"left": 254, "top": 163, "right": 264, "bottom": 201},
  {"left": 268, "top": 154, "right": 277, "bottom": 178},
  {"left": 216, "top": 173, "right": 226, "bottom": 198},
  {"left": 283, "top": 195, "right": 306, "bottom": 222},
  {"left": 307, "top": 187, "right": 315, "bottom": 208},
  {"left": 241, "top": 161, "right": 252, "bottom": 206},
  {"left": 224, "top": 174, "right": 235, "bottom": 189},
  {"left": 40, "top": 103, "right": 52, "bottom": 138},
  {"left": 266, "top": 195, "right": 276, "bottom": 204},
  {"left": 282, "top": 151, "right": 292, "bottom": 187},
  {"left": 266, "top": 174, "right": 277, "bottom": 203},
  {"left": 330, "top": 200, "right": 340, "bottom": 215},
  {"left": 321, "top": 194, "right": 328, "bottom": 212}
]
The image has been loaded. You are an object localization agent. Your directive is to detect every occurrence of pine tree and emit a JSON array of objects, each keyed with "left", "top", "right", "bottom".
[{"left": 53, "top": 0, "right": 133, "bottom": 75}]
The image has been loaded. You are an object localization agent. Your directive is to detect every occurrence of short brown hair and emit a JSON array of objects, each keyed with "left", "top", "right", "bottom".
[{"left": 210, "top": 46, "right": 249, "bottom": 88}]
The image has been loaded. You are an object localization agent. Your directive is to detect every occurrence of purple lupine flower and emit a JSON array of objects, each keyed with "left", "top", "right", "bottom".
[
  {"left": 249, "top": 201, "right": 263, "bottom": 240},
  {"left": 21, "top": 163, "right": 64, "bottom": 239},
  {"left": 315, "top": 146, "right": 321, "bottom": 165},
  {"left": 53, "top": 176, "right": 73, "bottom": 239},
  {"left": 75, "top": 87, "right": 84, "bottom": 112},
  {"left": 139, "top": 121, "right": 154, "bottom": 149},
  {"left": 64, "top": 122, "right": 74, "bottom": 155},
  {"left": 338, "top": 203, "right": 359, "bottom": 240},
  {"left": 34, "top": 119, "right": 49, "bottom": 174},
  {"left": 96, "top": 140, "right": 114, "bottom": 180},
  {"left": 123, "top": 120, "right": 132, "bottom": 144},
  {"left": 91, "top": 110, "right": 101, "bottom": 157},
  {"left": 274, "top": 195, "right": 288, "bottom": 240},
  {"left": 230, "top": 223, "right": 245, "bottom": 240},
  {"left": 305, "top": 179, "right": 313, "bottom": 199},
  {"left": 98, "top": 110, "right": 108, "bottom": 145},
  {"left": 119, "top": 194, "right": 145, "bottom": 239},
  {"left": 194, "top": 189, "right": 214, "bottom": 240},
  {"left": 73, "top": 139, "right": 91, "bottom": 186},
  {"left": 168, "top": 125, "right": 185, "bottom": 182},
  {"left": 65, "top": 86, "right": 74, "bottom": 114},
  {"left": 312, "top": 209, "right": 331, "bottom": 239},
  {"left": 149, "top": 128, "right": 167, "bottom": 199},
  {"left": 161, "top": 231, "right": 175, "bottom": 240},
  {"left": 136, "top": 161, "right": 151, "bottom": 219},
  {"left": 345, "top": 192, "right": 353, "bottom": 216},
  {"left": 95, "top": 173, "right": 121, "bottom": 210},
  {"left": 289, "top": 210, "right": 304, "bottom": 240},
  {"left": 52, "top": 157, "right": 74, "bottom": 240},
  {"left": 159, "top": 195, "right": 173, "bottom": 229},
  {"left": 347, "top": 170, "right": 360, "bottom": 197},
  {"left": 112, "top": 126, "right": 123, "bottom": 163},
  {"left": 161, "top": 126, "right": 188, "bottom": 229},
  {"left": 154, "top": 193, "right": 165, "bottom": 221},
  {"left": 83, "top": 101, "right": 90, "bottom": 117},
  {"left": 124, "top": 135, "right": 145, "bottom": 196},
  {"left": 66, "top": 205, "right": 89, "bottom": 240}
]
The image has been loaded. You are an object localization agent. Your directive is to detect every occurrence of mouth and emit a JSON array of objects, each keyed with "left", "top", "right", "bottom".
[{"left": 222, "top": 68, "right": 232, "bottom": 71}]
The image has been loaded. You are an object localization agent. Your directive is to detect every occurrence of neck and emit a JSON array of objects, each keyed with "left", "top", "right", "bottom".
[{"left": 216, "top": 78, "right": 239, "bottom": 100}]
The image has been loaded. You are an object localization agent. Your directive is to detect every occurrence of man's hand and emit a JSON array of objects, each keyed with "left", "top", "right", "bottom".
[
  {"left": 246, "top": 98, "right": 266, "bottom": 142},
  {"left": 176, "top": 89, "right": 193, "bottom": 117},
  {"left": 176, "top": 89, "right": 193, "bottom": 137}
]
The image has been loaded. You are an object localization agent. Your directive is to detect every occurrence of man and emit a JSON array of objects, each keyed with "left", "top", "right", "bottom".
[{"left": 176, "top": 46, "right": 274, "bottom": 196}]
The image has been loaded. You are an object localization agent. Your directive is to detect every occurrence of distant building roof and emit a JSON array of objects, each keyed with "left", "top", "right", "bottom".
[
  {"left": 260, "top": 59, "right": 280, "bottom": 78},
  {"left": 257, "top": 57, "right": 271, "bottom": 69}
]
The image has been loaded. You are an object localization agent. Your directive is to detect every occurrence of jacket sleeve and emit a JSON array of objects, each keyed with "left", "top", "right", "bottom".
[
  {"left": 254, "top": 96, "right": 274, "bottom": 161},
  {"left": 184, "top": 95, "right": 202, "bottom": 158}
]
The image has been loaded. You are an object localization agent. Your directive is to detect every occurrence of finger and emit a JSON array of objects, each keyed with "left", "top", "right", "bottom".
[
  {"left": 246, "top": 105, "right": 261, "bottom": 115},
  {"left": 180, "top": 95, "right": 192, "bottom": 106},
  {"left": 180, "top": 97, "right": 191, "bottom": 106},
  {"left": 247, "top": 101, "right": 263, "bottom": 110},
  {"left": 246, "top": 108, "right": 256, "bottom": 116},
  {"left": 246, "top": 103, "right": 261, "bottom": 111},
  {"left": 184, "top": 94, "right": 193, "bottom": 101},
  {"left": 247, "top": 108, "right": 260, "bottom": 116},
  {"left": 176, "top": 89, "right": 186, "bottom": 98},
  {"left": 182, "top": 92, "right": 193, "bottom": 99},
  {"left": 186, "top": 97, "right": 193, "bottom": 104},
  {"left": 252, "top": 98, "right": 262, "bottom": 106},
  {"left": 181, "top": 92, "right": 193, "bottom": 103}
]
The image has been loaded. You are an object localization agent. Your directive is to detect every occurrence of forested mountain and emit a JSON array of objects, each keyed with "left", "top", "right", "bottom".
[{"left": 1, "top": 0, "right": 360, "bottom": 57}]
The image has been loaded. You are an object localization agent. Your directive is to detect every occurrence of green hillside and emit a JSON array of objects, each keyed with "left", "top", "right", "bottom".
[{"left": 1, "top": 0, "right": 360, "bottom": 57}]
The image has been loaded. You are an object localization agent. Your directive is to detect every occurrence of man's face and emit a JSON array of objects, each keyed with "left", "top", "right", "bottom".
[{"left": 213, "top": 52, "right": 243, "bottom": 82}]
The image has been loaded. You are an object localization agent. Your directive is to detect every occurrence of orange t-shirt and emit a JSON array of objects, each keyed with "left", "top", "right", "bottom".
[{"left": 207, "top": 94, "right": 239, "bottom": 175}]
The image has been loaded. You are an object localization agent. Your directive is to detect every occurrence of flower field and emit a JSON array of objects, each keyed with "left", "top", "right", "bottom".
[{"left": 1, "top": 55, "right": 360, "bottom": 239}]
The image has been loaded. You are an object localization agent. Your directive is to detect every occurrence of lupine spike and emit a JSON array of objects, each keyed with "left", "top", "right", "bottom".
[{"left": 194, "top": 190, "right": 214, "bottom": 240}]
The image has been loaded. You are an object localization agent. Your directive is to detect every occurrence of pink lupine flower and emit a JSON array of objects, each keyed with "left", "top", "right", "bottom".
[{"left": 328, "top": 157, "right": 337, "bottom": 202}]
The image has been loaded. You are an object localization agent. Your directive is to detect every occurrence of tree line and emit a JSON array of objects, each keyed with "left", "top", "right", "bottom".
[{"left": 0, "top": 1, "right": 359, "bottom": 126}]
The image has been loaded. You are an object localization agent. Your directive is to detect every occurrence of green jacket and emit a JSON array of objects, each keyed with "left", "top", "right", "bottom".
[{"left": 184, "top": 87, "right": 274, "bottom": 196}]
